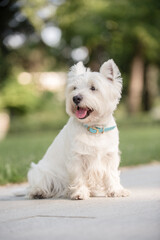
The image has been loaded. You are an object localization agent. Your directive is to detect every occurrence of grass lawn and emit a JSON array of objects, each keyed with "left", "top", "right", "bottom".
[
  {"left": 0, "top": 124, "right": 160, "bottom": 184},
  {"left": 119, "top": 125, "right": 160, "bottom": 166}
]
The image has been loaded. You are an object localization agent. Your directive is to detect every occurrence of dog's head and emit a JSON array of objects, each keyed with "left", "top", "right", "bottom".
[{"left": 66, "top": 59, "right": 122, "bottom": 125}]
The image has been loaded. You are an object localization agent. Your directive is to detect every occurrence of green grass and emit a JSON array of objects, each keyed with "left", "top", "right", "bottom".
[
  {"left": 0, "top": 124, "right": 160, "bottom": 185},
  {"left": 119, "top": 125, "right": 160, "bottom": 166},
  {"left": 0, "top": 130, "right": 59, "bottom": 184}
]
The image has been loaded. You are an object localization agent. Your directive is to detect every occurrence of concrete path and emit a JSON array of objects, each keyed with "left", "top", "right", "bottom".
[{"left": 0, "top": 164, "right": 160, "bottom": 240}]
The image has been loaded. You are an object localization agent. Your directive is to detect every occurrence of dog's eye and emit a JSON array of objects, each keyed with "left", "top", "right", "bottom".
[
  {"left": 90, "top": 86, "right": 96, "bottom": 91},
  {"left": 73, "top": 87, "right": 77, "bottom": 90}
]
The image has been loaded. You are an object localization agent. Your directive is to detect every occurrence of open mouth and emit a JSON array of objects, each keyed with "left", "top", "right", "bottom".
[{"left": 75, "top": 106, "right": 93, "bottom": 119}]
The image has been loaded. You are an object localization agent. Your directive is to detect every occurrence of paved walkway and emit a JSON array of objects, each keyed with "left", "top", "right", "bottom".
[{"left": 0, "top": 164, "right": 160, "bottom": 240}]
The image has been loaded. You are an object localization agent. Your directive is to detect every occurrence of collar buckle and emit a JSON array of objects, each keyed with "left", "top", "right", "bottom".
[{"left": 87, "top": 126, "right": 98, "bottom": 134}]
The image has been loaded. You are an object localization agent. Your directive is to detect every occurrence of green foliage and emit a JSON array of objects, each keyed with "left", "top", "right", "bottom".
[
  {"left": 56, "top": 0, "right": 160, "bottom": 67},
  {"left": 0, "top": 0, "right": 34, "bottom": 83},
  {"left": 21, "top": 0, "right": 51, "bottom": 31},
  {"left": 0, "top": 78, "right": 39, "bottom": 115},
  {"left": 1, "top": 0, "right": 160, "bottom": 116},
  {"left": 9, "top": 91, "right": 68, "bottom": 132}
]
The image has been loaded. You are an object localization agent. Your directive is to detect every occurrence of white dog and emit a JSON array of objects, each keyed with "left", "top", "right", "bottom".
[{"left": 27, "top": 59, "right": 129, "bottom": 200}]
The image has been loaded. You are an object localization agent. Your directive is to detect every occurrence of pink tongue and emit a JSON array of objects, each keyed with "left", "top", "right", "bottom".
[{"left": 76, "top": 108, "right": 87, "bottom": 119}]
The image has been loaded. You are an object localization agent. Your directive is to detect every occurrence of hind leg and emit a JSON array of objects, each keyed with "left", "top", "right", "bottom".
[
  {"left": 27, "top": 163, "right": 67, "bottom": 199},
  {"left": 27, "top": 187, "right": 50, "bottom": 199}
]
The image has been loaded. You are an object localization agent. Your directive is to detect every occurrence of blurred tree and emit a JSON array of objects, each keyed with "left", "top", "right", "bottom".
[
  {"left": 56, "top": 0, "right": 160, "bottom": 114},
  {"left": 0, "top": 0, "right": 34, "bottom": 85},
  {"left": 0, "top": 0, "right": 65, "bottom": 87},
  {"left": 0, "top": 0, "right": 160, "bottom": 116},
  {"left": 0, "top": 0, "right": 56, "bottom": 117},
  {"left": 0, "top": 77, "right": 39, "bottom": 116}
]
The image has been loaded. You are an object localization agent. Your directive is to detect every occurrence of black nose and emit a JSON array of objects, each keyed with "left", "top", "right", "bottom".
[{"left": 73, "top": 95, "right": 83, "bottom": 105}]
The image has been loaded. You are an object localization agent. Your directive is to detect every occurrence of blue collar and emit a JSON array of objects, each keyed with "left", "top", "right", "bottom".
[{"left": 84, "top": 125, "right": 116, "bottom": 134}]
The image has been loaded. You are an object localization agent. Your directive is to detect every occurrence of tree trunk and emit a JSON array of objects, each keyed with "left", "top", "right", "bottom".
[
  {"left": 143, "top": 64, "right": 159, "bottom": 111},
  {"left": 128, "top": 55, "right": 144, "bottom": 114}
]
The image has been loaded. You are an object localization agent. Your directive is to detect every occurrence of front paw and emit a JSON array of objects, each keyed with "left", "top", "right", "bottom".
[
  {"left": 106, "top": 188, "right": 130, "bottom": 198},
  {"left": 70, "top": 187, "right": 90, "bottom": 200}
]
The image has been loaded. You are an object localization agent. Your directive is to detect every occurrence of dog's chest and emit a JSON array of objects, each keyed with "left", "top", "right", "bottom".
[
  {"left": 69, "top": 131, "right": 118, "bottom": 195},
  {"left": 74, "top": 132, "right": 116, "bottom": 156},
  {"left": 82, "top": 152, "right": 107, "bottom": 196},
  {"left": 74, "top": 134, "right": 112, "bottom": 177}
]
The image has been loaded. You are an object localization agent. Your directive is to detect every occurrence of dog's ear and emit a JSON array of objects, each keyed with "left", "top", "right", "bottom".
[
  {"left": 100, "top": 59, "right": 121, "bottom": 82},
  {"left": 68, "top": 61, "right": 86, "bottom": 79},
  {"left": 100, "top": 59, "right": 122, "bottom": 92}
]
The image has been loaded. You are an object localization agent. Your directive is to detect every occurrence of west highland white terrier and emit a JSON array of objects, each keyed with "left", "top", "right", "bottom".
[{"left": 27, "top": 59, "right": 129, "bottom": 200}]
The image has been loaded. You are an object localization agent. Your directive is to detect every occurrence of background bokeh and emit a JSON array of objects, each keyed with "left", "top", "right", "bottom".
[{"left": 0, "top": 0, "right": 160, "bottom": 184}]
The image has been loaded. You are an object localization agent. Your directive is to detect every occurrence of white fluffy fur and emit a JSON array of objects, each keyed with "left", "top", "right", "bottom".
[{"left": 27, "top": 59, "right": 129, "bottom": 200}]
